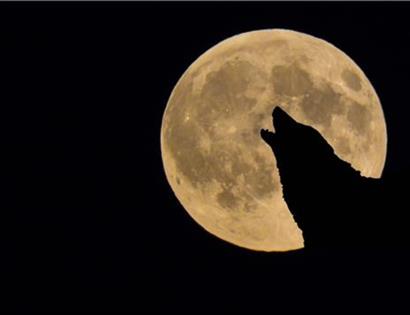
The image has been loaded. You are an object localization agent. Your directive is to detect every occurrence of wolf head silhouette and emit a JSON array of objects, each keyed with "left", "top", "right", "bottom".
[
  {"left": 260, "top": 106, "right": 375, "bottom": 249},
  {"left": 261, "top": 106, "right": 338, "bottom": 181}
]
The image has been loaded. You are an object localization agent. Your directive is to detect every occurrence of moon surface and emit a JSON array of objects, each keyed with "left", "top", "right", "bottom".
[{"left": 160, "top": 29, "right": 387, "bottom": 251}]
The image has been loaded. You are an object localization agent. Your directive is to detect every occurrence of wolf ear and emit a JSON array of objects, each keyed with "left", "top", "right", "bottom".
[{"left": 260, "top": 128, "right": 276, "bottom": 146}]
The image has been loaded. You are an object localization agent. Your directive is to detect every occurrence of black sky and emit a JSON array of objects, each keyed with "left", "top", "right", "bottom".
[{"left": 2, "top": 2, "right": 410, "bottom": 312}]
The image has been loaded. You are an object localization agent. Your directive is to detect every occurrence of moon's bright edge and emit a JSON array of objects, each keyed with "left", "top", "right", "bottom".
[{"left": 160, "top": 29, "right": 387, "bottom": 252}]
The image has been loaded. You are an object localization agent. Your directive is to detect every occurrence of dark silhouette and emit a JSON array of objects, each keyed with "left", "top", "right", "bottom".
[{"left": 261, "top": 106, "right": 408, "bottom": 250}]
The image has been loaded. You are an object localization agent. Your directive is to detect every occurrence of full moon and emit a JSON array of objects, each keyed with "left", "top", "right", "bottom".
[{"left": 160, "top": 29, "right": 387, "bottom": 251}]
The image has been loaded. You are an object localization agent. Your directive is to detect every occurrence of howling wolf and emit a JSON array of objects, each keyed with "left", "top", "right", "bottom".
[{"left": 260, "top": 106, "right": 408, "bottom": 250}]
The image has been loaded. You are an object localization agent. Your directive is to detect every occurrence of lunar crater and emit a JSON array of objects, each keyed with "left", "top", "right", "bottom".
[{"left": 342, "top": 68, "right": 362, "bottom": 91}]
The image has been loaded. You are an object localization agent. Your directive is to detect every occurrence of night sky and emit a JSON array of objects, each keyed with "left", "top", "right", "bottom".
[{"left": 2, "top": 2, "right": 410, "bottom": 312}]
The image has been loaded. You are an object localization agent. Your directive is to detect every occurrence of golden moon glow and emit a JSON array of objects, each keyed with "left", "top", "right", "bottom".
[{"left": 160, "top": 29, "right": 387, "bottom": 251}]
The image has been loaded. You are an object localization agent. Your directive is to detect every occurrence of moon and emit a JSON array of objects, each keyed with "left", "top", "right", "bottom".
[{"left": 160, "top": 29, "right": 387, "bottom": 251}]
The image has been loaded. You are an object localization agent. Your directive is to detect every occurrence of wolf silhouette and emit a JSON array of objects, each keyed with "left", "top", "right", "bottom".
[{"left": 261, "top": 106, "right": 408, "bottom": 250}]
